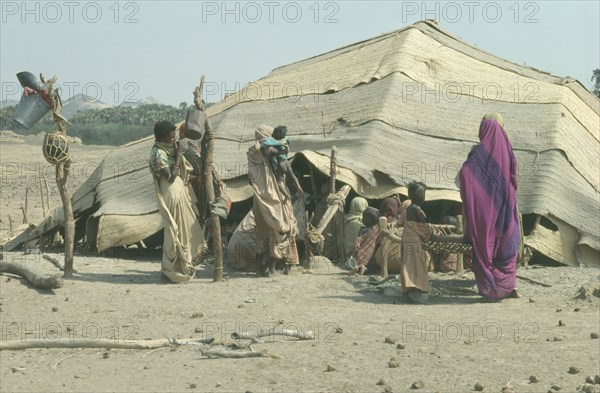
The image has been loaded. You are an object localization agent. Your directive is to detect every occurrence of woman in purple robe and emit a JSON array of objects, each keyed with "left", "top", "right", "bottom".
[{"left": 459, "top": 113, "right": 520, "bottom": 301}]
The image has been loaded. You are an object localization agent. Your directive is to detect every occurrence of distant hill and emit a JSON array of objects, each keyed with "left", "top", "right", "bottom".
[
  {"left": 0, "top": 99, "right": 19, "bottom": 109},
  {"left": 119, "top": 96, "right": 163, "bottom": 108},
  {"left": 61, "top": 94, "right": 113, "bottom": 119}
]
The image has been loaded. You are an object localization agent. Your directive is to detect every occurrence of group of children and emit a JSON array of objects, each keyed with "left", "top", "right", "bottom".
[
  {"left": 254, "top": 126, "right": 460, "bottom": 303},
  {"left": 345, "top": 181, "right": 462, "bottom": 304}
]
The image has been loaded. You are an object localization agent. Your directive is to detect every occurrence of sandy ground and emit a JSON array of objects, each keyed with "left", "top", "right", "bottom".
[
  {"left": 1, "top": 138, "right": 599, "bottom": 393},
  {"left": 0, "top": 133, "right": 114, "bottom": 240}
]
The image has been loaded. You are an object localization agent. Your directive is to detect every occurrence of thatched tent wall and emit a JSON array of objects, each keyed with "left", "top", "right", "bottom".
[{"left": 11, "top": 21, "right": 599, "bottom": 266}]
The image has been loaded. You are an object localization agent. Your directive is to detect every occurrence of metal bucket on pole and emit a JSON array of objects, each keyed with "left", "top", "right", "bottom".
[
  {"left": 13, "top": 71, "right": 51, "bottom": 129},
  {"left": 17, "top": 71, "right": 45, "bottom": 92},
  {"left": 13, "top": 91, "right": 51, "bottom": 129}
]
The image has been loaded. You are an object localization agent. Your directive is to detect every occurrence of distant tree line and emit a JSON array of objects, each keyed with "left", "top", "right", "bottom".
[
  {"left": 0, "top": 101, "right": 213, "bottom": 146},
  {"left": 592, "top": 69, "right": 600, "bottom": 98}
]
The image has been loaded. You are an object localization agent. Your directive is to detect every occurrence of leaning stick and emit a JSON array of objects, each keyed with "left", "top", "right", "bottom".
[
  {"left": 304, "top": 211, "right": 311, "bottom": 267},
  {"left": 308, "top": 165, "right": 318, "bottom": 222},
  {"left": 194, "top": 75, "right": 223, "bottom": 283},
  {"left": 378, "top": 217, "right": 390, "bottom": 278},
  {"left": 42, "top": 74, "right": 75, "bottom": 277},
  {"left": 0, "top": 337, "right": 214, "bottom": 351},
  {"left": 231, "top": 327, "right": 315, "bottom": 341},
  {"left": 456, "top": 215, "right": 464, "bottom": 273},
  {"left": 43, "top": 178, "right": 50, "bottom": 208},
  {"left": 20, "top": 205, "right": 28, "bottom": 225},
  {"left": 315, "top": 185, "right": 350, "bottom": 234},
  {"left": 42, "top": 253, "right": 78, "bottom": 273},
  {"left": 24, "top": 187, "right": 30, "bottom": 224}
]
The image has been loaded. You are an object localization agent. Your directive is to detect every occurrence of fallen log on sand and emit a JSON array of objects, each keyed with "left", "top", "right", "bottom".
[
  {"left": 0, "top": 260, "right": 63, "bottom": 289},
  {"left": 231, "top": 327, "right": 315, "bottom": 342},
  {"left": 0, "top": 337, "right": 279, "bottom": 359},
  {"left": 200, "top": 347, "right": 271, "bottom": 359},
  {"left": 0, "top": 337, "right": 215, "bottom": 351}
]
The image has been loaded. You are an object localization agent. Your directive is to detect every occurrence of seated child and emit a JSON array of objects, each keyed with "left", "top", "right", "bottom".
[
  {"left": 259, "top": 125, "right": 303, "bottom": 200},
  {"left": 401, "top": 181, "right": 433, "bottom": 304},
  {"left": 349, "top": 207, "right": 381, "bottom": 276}
]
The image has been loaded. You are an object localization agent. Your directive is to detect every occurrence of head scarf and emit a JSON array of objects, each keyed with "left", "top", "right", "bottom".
[
  {"left": 255, "top": 124, "right": 272, "bottom": 145},
  {"left": 459, "top": 117, "right": 520, "bottom": 300},
  {"left": 248, "top": 124, "right": 273, "bottom": 168},
  {"left": 482, "top": 112, "right": 504, "bottom": 129},
  {"left": 343, "top": 197, "right": 369, "bottom": 258},
  {"left": 345, "top": 197, "right": 368, "bottom": 223},
  {"left": 379, "top": 196, "right": 401, "bottom": 222}
]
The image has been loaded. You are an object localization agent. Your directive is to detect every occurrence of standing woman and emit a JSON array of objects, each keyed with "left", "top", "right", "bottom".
[
  {"left": 247, "top": 124, "right": 299, "bottom": 277},
  {"left": 149, "top": 121, "right": 205, "bottom": 283},
  {"left": 459, "top": 113, "right": 520, "bottom": 301}
]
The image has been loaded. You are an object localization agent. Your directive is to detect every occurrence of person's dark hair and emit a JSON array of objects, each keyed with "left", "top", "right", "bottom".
[
  {"left": 362, "top": 207, "right": 380, "bottom": 227},
  {"left": 272, "top": 125, "right": 288, "bottom": 140},
  {"left": 408, "top": 181, "right": 426, "bottom": 206},
  {"left": 154, "top": 120, "right": 175, "bottom": 141}
]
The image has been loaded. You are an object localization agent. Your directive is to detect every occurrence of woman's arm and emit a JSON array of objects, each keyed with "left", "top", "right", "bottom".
[{"left": 168, "top": 142, "right": 185, "bottom": 182}]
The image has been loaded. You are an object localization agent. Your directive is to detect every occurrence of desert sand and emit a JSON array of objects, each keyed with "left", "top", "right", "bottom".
[{"left": 1, "top": 137, "right": 599, "bottom": 393}]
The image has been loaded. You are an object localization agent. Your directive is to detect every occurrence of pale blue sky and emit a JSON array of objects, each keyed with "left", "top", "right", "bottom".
[{"left": 1, "top": 0, "right": 599, "bottom": 106}]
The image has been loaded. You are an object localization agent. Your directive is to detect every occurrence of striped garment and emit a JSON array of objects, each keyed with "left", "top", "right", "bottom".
[{"left": 179, "top": 138, "right": 202, "bottom": 175}]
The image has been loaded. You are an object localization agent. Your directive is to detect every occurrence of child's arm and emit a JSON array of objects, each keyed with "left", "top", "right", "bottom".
[{"left": 415, "top": 206, "right": 427, "bottom": 223}]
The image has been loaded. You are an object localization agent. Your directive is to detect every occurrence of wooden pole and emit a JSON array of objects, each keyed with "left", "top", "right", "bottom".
[
  {"left": 315, "top": 185, "right": 350, "bottom": 234},
  {"left": 456, "top": 215, "right": 464, "bottom": 273},
  {"left": 7, "top": 215, "right": 13, "bottom": 234},
  {"left": 308, "top": 164, "right": 318, "bottom": 223},
  {"left": 304, "top": 211, "right": 311, "bottom": 267},
  {"left": 23, "top": 187, "right": 29, "bottom": 224},
  {"left": 329, "top": 146, "right": 343, "bottom": 261},
  {"left": 39, "top": 178, "right": 46, "bottom": 218},
  {"left": 337, "top": 211, "right": 345, "bottom": 263},
  {"left": 329, "top": 146, "right": 337, "bottom": 195},
  {"left": 194, "top": 75, "right": 223, "bottom": 282},
  {"left": 378, "top": 217, "right": 389, "bottom": 278},
  {"left": 42, "top": 74, "right": 74, "bottom": 277},
  {"left": 20, "top": 206, "right": 28, "bottom": 224},
  {"left": 43, "top": 178, "right": 50, "bottom": 209},
  {"left": 533, "top": 214, "right": 541, "bottom": 230}
]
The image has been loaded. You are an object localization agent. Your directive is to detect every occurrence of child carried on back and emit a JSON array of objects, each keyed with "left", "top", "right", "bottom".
[{"left": 258, "top": 125, "right": 303, "bottom": 200}]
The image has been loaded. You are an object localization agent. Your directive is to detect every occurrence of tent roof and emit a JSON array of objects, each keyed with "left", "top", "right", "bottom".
[{"left": 29, "top": 21, "right": 600, "bottom": 261}]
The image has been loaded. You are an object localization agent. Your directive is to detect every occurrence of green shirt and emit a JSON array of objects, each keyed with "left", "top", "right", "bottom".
[{"left": 149, "top": 145, "right": 175, "bottom": 180}]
